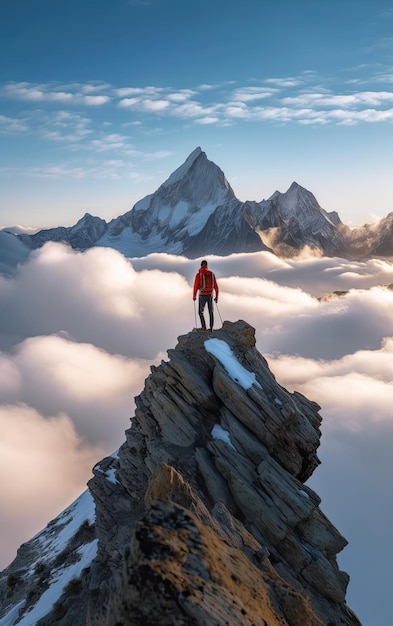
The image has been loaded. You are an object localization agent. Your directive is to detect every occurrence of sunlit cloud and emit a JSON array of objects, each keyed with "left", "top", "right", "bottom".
[
  {"left": 1, "top": 243, "right": 393, "bottom": 626},
  {"left": 3, "top": 76, "right": 393, "bottom": 176},
  {"left": 0, "top": 403, "right": 104, "bottom": 567},
  {"left": 167, "top": 89, "right": 197, "bottom": 102},
  {"left": 263, "top": 76, "right": 304, "bottom": 88},
  {"left": 82, "top": 94, "right": 110, "bottom": 105},
  {"left": 90, "top": 132, "right": 134, "bottom": 151},
  {"left": 231, "top": 86, "right": 278, "bottom": 102},
  {"left": 3, "top": 75, "right": 391, "bottom": 131},
  {"left": 195, "top": 116, "right": 221, "bottom": 125},
  {"left": 282, "top": 90, "right": 393, "bottom": 107},
  {"left": 114, "top": 86, "right": 164, "bottom": 98},
  {"left": 1, "top": 335, "right": 153, "bottom": 445}
]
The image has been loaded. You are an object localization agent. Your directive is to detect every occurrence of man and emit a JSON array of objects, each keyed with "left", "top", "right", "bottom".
[{"left": 193, "top": 260, "right": 219, "bottom": 331}]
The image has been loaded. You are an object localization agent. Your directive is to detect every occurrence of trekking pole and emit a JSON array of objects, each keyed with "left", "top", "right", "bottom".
[{"left": 215, "top": 300, "right": 223, "bottom": 325}]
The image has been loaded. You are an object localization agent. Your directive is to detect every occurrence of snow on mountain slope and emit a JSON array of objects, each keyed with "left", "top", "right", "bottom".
[
  {"left": 53, "top": 150, "right": 349, "bottom": 258},
  {"left": 18, "top": 213, "right": 107, "bottom": 251},
  {"left": 254, "top": 182, "right": 340, "bottom": 232},
  {"left": 96, "top": 146, "right": 237, "bottom": 255},
  {"left": 94, "top": 224, "right": 184, "bottom": 256},
  {"left": 244, "top": 181, "right": 347, "bottom": 255},
  {"left": 182, "top": 197, "right": 267, "bottom": 257},
  {"left": 14, "top": 147, "right": 393, "bottom": 259},
  {"left": 132, "top": 146, "right": 235, "bottom": 235},
  {"left": 0, "top": 490, "right": 96, "bottom": 626}
]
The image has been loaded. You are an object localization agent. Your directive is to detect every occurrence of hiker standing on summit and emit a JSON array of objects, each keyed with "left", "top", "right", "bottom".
[{"left": 193, "top": 260, "right": 219, "bottom": 331}]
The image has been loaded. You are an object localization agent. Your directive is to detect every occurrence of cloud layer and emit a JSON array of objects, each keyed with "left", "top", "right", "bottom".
[
  {"left": 3, "top": 77, "right": 393, "bottom": 131},
  {"left": 1, "top": 244, "right": 393, "bottom": 625}
]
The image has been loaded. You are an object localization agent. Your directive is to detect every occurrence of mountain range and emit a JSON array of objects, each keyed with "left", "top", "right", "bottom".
[
  {"left": 7, "top": 146, "right": 393, "bottom": 261},
  {"left": 0, "top": 321, "right": 361, "bottom": 625}
]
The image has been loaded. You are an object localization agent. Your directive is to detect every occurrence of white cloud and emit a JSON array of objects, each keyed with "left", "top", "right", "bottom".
[
  {"left": 167, "top": 89, "right": 197, "bottom": 102},
  {"left": 263, "top": 77, "right": 304, "bottom": 88},
  {"left": 2, "top": 82, "right": 110, "bottom": 106},
  {"left": 114, "top": 86, "right": 164, "bottom": 98},
  {"left": 0, "top": 115, "right": 29, "bottom": 133},
  {"left": 231, "top": 86, "right": 278, "bottom": 102},
  {"left": 195, "top": 116, "right": 221, "bottom": 125},
  {"left": 82, "top": 95, "right": 111, "bottom": 105},
  {"left": 3, "top": 77, "right": 393, "bottom": 141},
  {"left": 0, "top": 335, "right": 153, "bottom": 446},
  {"left": 266, "top": 342, "right": 393, "bottom": 622},
  {"left": 282, "top": 90, "right": 393, "bottom": 108},
  {"left": 1, "top": 245, "right": 393, "bottom": 625},
  {"left": 0, "top": 403, "right": 104, "bottom": 568}
]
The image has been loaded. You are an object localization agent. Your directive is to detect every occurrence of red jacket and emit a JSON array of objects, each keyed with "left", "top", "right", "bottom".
[{"left": 193, "top": 266, "right": 219, "bottom": 299}]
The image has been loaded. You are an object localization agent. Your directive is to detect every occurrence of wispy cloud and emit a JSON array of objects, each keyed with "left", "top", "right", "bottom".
[
  {"left": 114, "top": 77, "right": 393, "bottom": 126},
  {"left": 2, "top": 71, "right": 393, "bottom": 181},
  {"left": 0, "top": 114, "right": 29, "bottom": 133},
  {"left": 2, "top": 75, "right": 393, "bottom": 145},
  {"left": 230, "top": 86, "right": 278, "bottom": 102},
  {"left": 2, "top": 82, "right": 111, "bottom": 106},
  {"left": 282, "top": 90, "right": 393, "bottom": 107},
  {"left": 263, "top": 77, "right": 303, "bottom": 88}
]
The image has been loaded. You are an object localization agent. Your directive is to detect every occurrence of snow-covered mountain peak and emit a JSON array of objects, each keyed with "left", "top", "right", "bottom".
[
  {"left": 124, "top": 148, "right": 237, "bottom": 243},
  {"left": 13, "top": 147, "right": 378, "bottom": 260},
  {"left": 278, "top": 182, "right": 321, "bottom": 217},
  {"left": 73, "top": 212, "right": 105, "bottom": 230},
  {"left": 161, "top": 146, "right": 203, "bottom": 188},
  {"left": 153, "top": 146, "right": 235, "bottom": 205},
  {"left": 260, "top": 181, "right": 337, "bottom": 229}
]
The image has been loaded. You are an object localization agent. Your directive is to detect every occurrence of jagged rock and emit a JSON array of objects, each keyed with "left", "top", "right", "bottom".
[
  {"left": 18, "top": 213, "right": 107, "bottom": 251},
  {"left": 86, "top": 320, "right": 360, "bottom": 626},
  {"left": 98, "top": 499, "right": 328, "bottom": 626},
  {"left": 0, "top": 320, "right": 361, "bottom": 625}
]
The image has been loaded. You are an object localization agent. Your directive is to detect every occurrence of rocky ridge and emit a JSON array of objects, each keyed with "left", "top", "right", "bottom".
[
  {"left": 87, "top": 320, "right": 360, "bottom": 625},
  {"left": 0, "top": 320, "right": 361, "bottom": 625}
]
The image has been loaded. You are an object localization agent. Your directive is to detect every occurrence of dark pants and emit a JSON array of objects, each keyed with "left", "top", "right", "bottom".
[{"left": 199, "top": 295, "right": 214, "bottom": 330}]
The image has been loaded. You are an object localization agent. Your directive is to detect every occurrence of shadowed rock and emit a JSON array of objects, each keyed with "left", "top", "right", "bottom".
[
  {"left": 87, "top": 320, "right": 360, "bottom": 626},
  {"left": 0, "top": 320, "right": 361, "bottom": 626}
]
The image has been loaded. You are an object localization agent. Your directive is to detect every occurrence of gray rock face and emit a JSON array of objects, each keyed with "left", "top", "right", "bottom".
[
  {"left": 18, "top": 213, "right": 107, "bottom": 251},
  {"left": 0, "top": 320, "right": 361, "bottom": 625},
  {"left": 96, "top": 147, "right": 266, "bottom": 257},
  {"left": 244, "top": 182, "right": 348, "bottom": 257},
  {"left": 86, "top": 320, "right": 360, "bottom": 626}
]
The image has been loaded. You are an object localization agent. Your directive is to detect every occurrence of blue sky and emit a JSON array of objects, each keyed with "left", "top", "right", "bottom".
[
  {"left": 1, "top": 0, "right": 393, "bottom": 228},
  {"left": 2, "top": 4, "right": 393, "bottom": 623}
]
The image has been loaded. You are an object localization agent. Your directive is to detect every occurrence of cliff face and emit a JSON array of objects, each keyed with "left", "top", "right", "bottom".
[
  {"left": 0, "top": 320, "right": 360, "bottom": 625},
  {"left": 86, "top": 320, "right": 360, "bottom": 626}
]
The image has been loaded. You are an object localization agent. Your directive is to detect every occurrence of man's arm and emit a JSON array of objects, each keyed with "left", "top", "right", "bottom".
[{"left": 193, "top": 273, "right": 199, "bottom": 300}]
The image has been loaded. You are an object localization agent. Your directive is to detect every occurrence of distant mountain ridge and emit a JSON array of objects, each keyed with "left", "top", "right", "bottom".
[{"left": 12, "top": 147, "right": 393, "bottom": 259}]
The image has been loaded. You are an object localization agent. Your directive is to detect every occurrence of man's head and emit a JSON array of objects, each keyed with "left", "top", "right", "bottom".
[{"left": 201, "top": 260, "right": 208, "bottom": 267}]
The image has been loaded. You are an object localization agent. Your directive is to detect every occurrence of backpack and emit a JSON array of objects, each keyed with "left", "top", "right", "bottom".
[{"left": 200, "top": 270, "right": 214, "bottom": 293}]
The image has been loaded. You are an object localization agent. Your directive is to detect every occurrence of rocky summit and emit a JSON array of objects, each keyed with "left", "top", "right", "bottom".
[{"left": 0, "top": 320, "right": 361, "bottom": 626}]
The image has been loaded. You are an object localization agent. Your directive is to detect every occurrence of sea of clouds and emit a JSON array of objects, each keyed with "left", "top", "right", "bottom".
[{"left": 1, "top": 242, "right": 393, "bottom": 625}]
